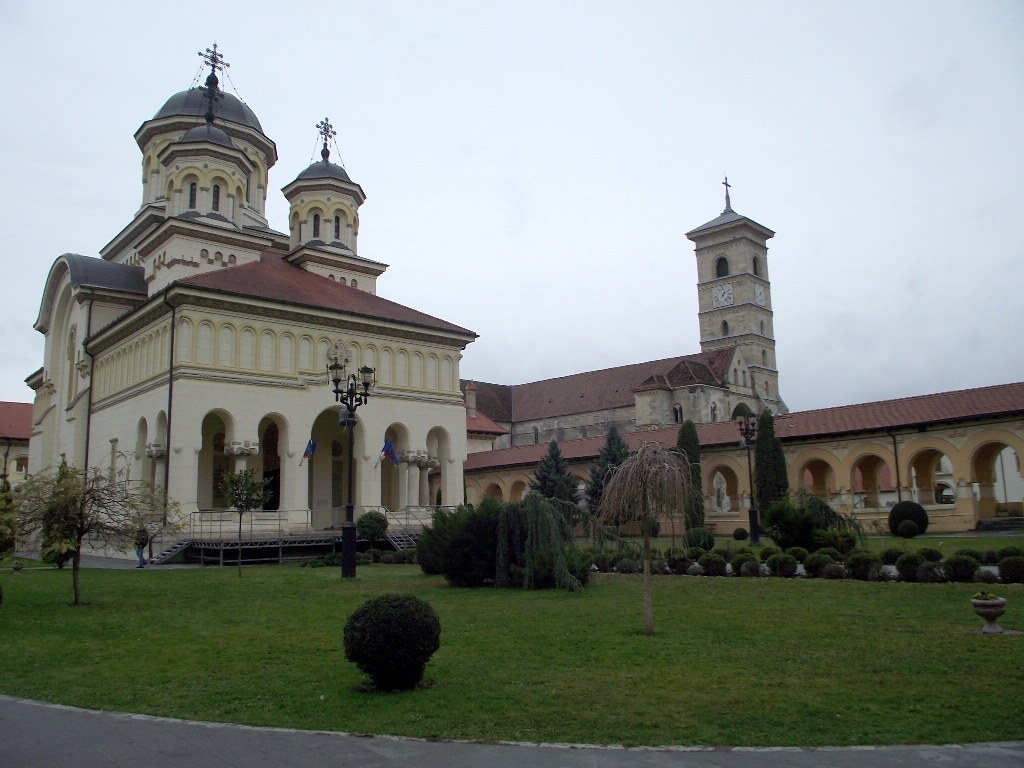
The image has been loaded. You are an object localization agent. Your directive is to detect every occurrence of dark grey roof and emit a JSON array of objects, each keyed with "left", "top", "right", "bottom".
[
  {"left": 154, "top": 89, "right": 264, "bottom": 134},
  {"left": 179, "top": 124, "right": 237, "bottom": 149},
  {"left": 686, "top": 207, "right": 774, "bottom": 238},
  {"left": 64, "top": 254, "right": 147, "bottom": 295},
  {"left": 294, "top": 160, "right": 352, "bottom": 183}
]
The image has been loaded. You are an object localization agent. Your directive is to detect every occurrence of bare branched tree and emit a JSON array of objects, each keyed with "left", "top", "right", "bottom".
[
  {"left": 596, "top": 442, "right": 692, "bottom": 635},
  {"left": 15, "top": 454, "right": 182, "bottom": 605}
]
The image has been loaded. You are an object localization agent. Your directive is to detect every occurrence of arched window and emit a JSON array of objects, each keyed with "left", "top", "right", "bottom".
[
  {"left": 710, "top": 403, "right": 718, "bottom": 422},
  {"left": 351, "top": 279, "right": 358, "bottom": 289},
  {"left": 716, "top": 257, "right": 729, "bottom": 277},
  {"left": 188, "top": 182, "right": 197, "bottom": 209},
  {"left": 673, "top": 404, "right": 682, "bottom": 423},
  {"left": 334, "top": 215, "right": 341, "bottom": 240},
  {"left": 212, "top": 184, "right": 220, "bottom": 211},
  {"left": 721, "top": 320, "right": 729, "bottom": 336},
  {"left": 753, "top": 256, "right": 760, "bottom": 276},
  {"left": 760, "top": 320, "right": 765, "bottom": 335},
  {"left": 733, "top": 369, "right": 738, "bottom": 384},
  {"left": 742, "top": 370, "right": 747, "bottom": 387},
  {"left": 762, "top": 350, "right": 767, "bottom": 366},
  {"left": 533, "top": 427, "right": 540, "bottom": 444},
  {"left": 313, "top": 213, "right": 320, "bottom": 238},
  {"left": 340, "top": 277, "right": 347, "bottom": 285},
  {"left": 328, "top": 274, "right": 335, "bottom": 281}
]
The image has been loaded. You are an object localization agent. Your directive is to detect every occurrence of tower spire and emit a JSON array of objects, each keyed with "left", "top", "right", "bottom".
[
  {"left": 198, "top": 43, "right": 230, "bottom": 124},
  {"left": 722, "top": 174, "right": 732, "bottom": 212},
  {"left": 316, "top": 117, "right": 336, "bottom": 162}
]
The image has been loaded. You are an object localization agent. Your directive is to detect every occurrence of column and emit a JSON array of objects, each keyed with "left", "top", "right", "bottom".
[
  {"left": 418, "top": 461, "right": 432, "bottom": 506},
  {"left": 405, "top": 454, "right": 419, "bottom": 508}
]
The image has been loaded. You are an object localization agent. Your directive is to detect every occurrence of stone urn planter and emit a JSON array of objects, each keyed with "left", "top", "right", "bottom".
[
  {"left": 971, "top": 595, "right": 1007, "bottom": 634},
  {"left": 11, "top": 561, "right": 23, "bottom": 574}
]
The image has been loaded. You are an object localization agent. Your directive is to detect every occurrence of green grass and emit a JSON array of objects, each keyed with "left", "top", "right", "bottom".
[{"left": 0, "top": 563, "right": 1022, "bottom": 747}]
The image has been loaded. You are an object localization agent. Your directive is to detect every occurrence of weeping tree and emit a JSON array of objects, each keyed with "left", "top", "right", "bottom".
[
  {"left": 597, "top": 442, "right": 691, "bottom": 635},
  {"left": 496, "top": 493, "right": 582, "bottom": 592},
  {"left": 218, "top": 468, "right": 270, "bottom": 578}
]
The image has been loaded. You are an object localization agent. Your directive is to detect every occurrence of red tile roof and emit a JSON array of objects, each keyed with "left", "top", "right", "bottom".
[
  {"left": 464, "top": 381, "right": 1024, "bottom": 473},
  {"left": 467, "top": 412, "right": 508, "bottom": 436},
  {"left": 176, "top": 251, "right": 476, "bottom": 338},
  {"left": 0, "top": 401, "right": 33, "bottom": 442}
]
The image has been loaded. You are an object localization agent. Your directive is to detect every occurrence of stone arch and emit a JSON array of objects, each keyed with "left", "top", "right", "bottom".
[
  {"left": 196, "top": 321, "right": 214, "bottom": 364},
  {"left": 308, "top": 406, "right": 365, "bottom": 527},
  {"left": 905, "top": 444, "right": 956, "bottom": 507},
  {"left": 706, "top": 463, "right": 740, "bottom": 513},
  {"left": 799, "top": 457, "right": 838, "bottom": 499},
  {"left": 135, "top": 417, "right": 149, "bottom": 483},
  {"left": 379, "top": 347, "right": 394, "bottom": 384},
  {"left": 441, "top": 356, "right": 454, "bottom": 391},
  {"left": 279, "top": 333, "right": 295, "bottom": 373},
  {"left": 509, "top": 480, "right": 528, "bottom": 503},
  {"left": 382, "top": 422, "right": 410, "bottom": 512},
  {"left": 218, "top": 323, "right": 236, "bottom": 367},
  {"left": 197, "top": 410, "right": 235, "bottom": 511},
  {"left": 239, "top": 327, "right": 257, "bottom": 369},
  {"left": 259, "top": 330, "right": 276, "bottom": 372},
  {"left": 298, "top": 335, "right": 313, "bottom": 370},
  {"left": 258, "top": 414, "right": 288, "bottom": 511},
  {"left": 970, "top": 437, "right": 1024, "bottom": 518},
  {"left": 484, "top": 482, "right": 504, "bottom": 500},
  {"left": 847, "top": 450, "right": 894, "bottom": 509},
  {"left": 753, "top": 256, "right": 761, "bottom": 276},
  {"left": 716, "top": 257, "right": 729, "bottom": 277}
]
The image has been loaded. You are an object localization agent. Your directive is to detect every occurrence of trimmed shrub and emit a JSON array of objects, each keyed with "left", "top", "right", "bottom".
[
  {"left": 803, "top": 552, "right": 835, "bottom": 577},
  {"left": 740, "top": 559, "right": 764, "bottom": 577},
  {"left": 916, "top": 547, "right": 943, "bottom": 563},
  {"left": 889, "top": 500, "right": 929, "bottom": 536},
  {"left": 953, "top": 548, "right": 984, "bottom": 563},
  {"left": 684, "top": 528, "right": 716, "bottom": 551},
  {"left": 731, "top": 552, "right": 757, "bottom": 575},
  {"left": 880, "top": 547, "right": 905, "bottom": 566},
  {"left": 666, "top": 554, "right": 691, "bottom": 575},
  {"left": 685, "top": 546, "right": 708, "bottom": 562},
  {"left": 443, "top": 506, "right": 500, "bottom": 587},
  {"left": 733, "top": 527, "right": 748, "bottom": 541},
  {"left": 785, "top": 547, "right": 809, "bottom": 563},
  {"left": 834, "top": 531, "right": 857, "bottom": 555},
  {"left": 380, "top": 552, "right": 396, "bottom": 565},
  {"left": 998, "top": 556, "right": 1024, "bottom": 584},
  {"left": 846, "top": 551, "right": 882, "bottom": 581},
  {"left": 591, "top": 552, "right": 613, "bottom": 573},
  {"left": 811, "top": 529, "right": 839, "bottom": 551},
  {"left": 712, "top": 547, "right": 735, "bottom": 562},
  {"left": 615, "top": 558, "right": 638, "bottom": 574},
  {"left": 343, "top": 594, "right": 441, "bottom": 691},
  {"left": 996, "top": 546, "right": 1023, "bottom": 561},
  {"left": 698, "top": 552, "right": 727, "bottom": 577},
  {"left": 897, "top": 520, "right": 920, "bottom": 539},
  {"left": 759, "top": 546, "right": 782, "bottom": 563},
  {"left": 821, "top": 563, "right": 846, "bottom": 579},
  {"left": 896, "top": 552, "right": 924, "bottom": 581},
  {"left": 417, "top": 507, "right": 462, "bottom": 575},
  {"left": 983, "top": 550, "right": 999, "bottom": 566},
  {"left": 766, "top": 553, "right": 798, "bottom": 578},
  {"left": 733, "top": 546, "right": 754, "bottom": 556},
  {"left": 356, "top": 511, "right": 389, "bottom": 546},
  {"left": 944, "top": 555, "right": 980, "bottom": 583},
  {"left": 974, "top": 568, "right": 999, "bottom": 584},
  {"left": 686, "top": 562, "right": 704, "bottom": 576},
  {"left": 917, "top": 562, "right": 947, "bottom": 583},
  {"left": 814, "top": 547, "right": 843, "bottom": 563}
]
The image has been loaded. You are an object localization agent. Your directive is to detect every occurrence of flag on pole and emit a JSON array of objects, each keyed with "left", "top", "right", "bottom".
[
  {"left": 375, "top": 439, "right": 401, "bottom": 468},
  {"left": 299, "top": 439, "right": 317, "bottom": 466}
]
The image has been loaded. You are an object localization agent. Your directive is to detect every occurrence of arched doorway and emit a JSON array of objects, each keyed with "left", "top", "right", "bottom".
[
  {"left": 198, "top": 412, "right": 234, "bottom": 510},
  {"left": 971, "top": 442, "right": 1023, "bottom": 518},
  {"left": 708, "top": 466, "right": 739, "bottom": 513},
  {"left": 381, "top": 423, "right": 409, "bottom": 512},
  {"left": 484, "top": 483, "right": 503, "bottom": 500},
  {"left": 427, "top": 426, "right": 451, "bottom": 505},
  {"left": 908, "top": 448, "right": 954, "bottom": 506},
  {"left": 308, "top": 408, "right": 360, "bottom": 529},
  {"left": 800, "top": 459, "right": 836, "bottom": 500},
  {"left": 850, "top": 454, "right": 893, "bottom": 509},
  {"left": 509, "top": 480, "right": 527, "bottom": 503},
  {"left": 260, "top": 419, "right": 281, "bottom": 511}
]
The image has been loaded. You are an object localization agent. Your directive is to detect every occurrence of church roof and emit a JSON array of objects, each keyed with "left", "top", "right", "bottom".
[
  {"left": 179, "top": 124, "right": 237, "bottom": 149},
  {"left": 294, "top": 160, "right": 352, "bottom": 183},
  {"left": 464, "top": 381, "right": 1024, "bottom": 472},
  {"left": 175, "top": 251, "right": 475, "bottom": 337},
  {"left": 0, "top": 401, "right": 33, "bottom": 441},
  {"left": 154, "top": 89, "right": 264, "bottom": 134},
  {"left": 461, "top": 351, "right": 736, "bottom": 424},
  {"left": 59, "top": 254, "right": 147, "bottom": 295},
  {"left": 686, "top": 207, "right": 774, "bottom": 238},
  {"left": 467, "top": 412, "right": 508, "bottom": 436}
]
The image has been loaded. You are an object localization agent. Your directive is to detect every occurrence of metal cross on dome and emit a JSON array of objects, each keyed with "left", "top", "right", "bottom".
[
  {"left": 316, "top": 118, "right": 336, "bottom": 161},
  {"left": 199, "top": 43, "right": 230, "bottom": 78},
  {"left": 722, "top": 174, "right": 732, "bottom": 211}
]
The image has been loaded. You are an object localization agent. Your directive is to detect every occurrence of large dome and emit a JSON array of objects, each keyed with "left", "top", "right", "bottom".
[
  {"left": 294, "top": 159, "right": 352, "bottom": 183},
  {"left": 154, "top": 89, "right": 264, "bottom": 134}
]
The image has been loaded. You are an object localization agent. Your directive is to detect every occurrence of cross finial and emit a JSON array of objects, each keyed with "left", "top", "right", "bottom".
[
  {"left": 316, "top": 117, "right": 336, "bottom": 162},
  {"left": 198, "top": 44, "right": 229, "bottom": 123},
  {"left": 722, "top": 175, "right": 733, "bottom": 212}
]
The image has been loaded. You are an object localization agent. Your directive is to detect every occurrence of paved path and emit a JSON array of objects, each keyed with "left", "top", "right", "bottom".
[{"left": 1, "top": 696, "right": 1022, "bottom": 768}]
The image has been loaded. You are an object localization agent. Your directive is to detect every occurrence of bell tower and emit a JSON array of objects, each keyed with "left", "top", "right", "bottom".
[{"left": 686, "top": 178, "right": 783, "bottom": 411}]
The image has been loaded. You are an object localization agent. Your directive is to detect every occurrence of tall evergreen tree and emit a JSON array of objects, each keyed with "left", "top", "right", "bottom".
[
  {"left": 532, "top": 440, "right": 576, "bottom": 503},
  {"left": 754, "top": 410, "right": 789, "bottom": 510},
  {"left": 585, "top": 427, "right": 631, "bottom": 511},
  {"left": 675, "top": 420, "right": 705, "bottom": 529}
]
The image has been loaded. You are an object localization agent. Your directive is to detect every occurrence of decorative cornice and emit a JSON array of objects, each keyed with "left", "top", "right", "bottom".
[
  {"left": 134, "top": 117, "right": 278, "bottom": 168},
  {"left": 136, "top": 219, "right": 271, "bottom": 259},
  {"left": 285, "top": 248, "right": 386, "bottom": 277},
  {"left": 100, "top": 208, "right": 166, "bottom": 260},
  {"left": 158, "top": 142, "right": 255, "bottom": 175}
]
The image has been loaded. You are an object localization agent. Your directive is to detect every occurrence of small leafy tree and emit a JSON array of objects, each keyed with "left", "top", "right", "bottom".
[
  {"left": 754, "top": 410, "right": 789, "bottom": 511},
  {"left": 531, "top": 440, "right": 576, "bottom": 503},
  {"left": 218, "top": 468, "right": 270, "bottom": 578},
  {"left": 675, "top": 420, "right": 705, "bottom": 531},
  {"left": 597, "top": 442, "right": 690, "bottom": 635},
  {"left": 16, "top": 456, "right": 180, "bottom": 605},
  {"left": 761, "top": 489, "right": 863, "bottom": 551},
  {"left": 357, "top": 511, "right": 389, "bottom": 554}
]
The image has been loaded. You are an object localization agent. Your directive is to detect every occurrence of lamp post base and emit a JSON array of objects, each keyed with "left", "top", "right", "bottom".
[{"left": 341, "top": 516, "right": 357, "bottom": 578}]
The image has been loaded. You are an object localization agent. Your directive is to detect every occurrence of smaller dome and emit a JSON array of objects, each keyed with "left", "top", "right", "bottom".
[
  {"left": 295, "top": 160, "right": 352, "bottom": 183},
  {"left": 179, "top": 124, "right": 236, "bottom": 149}
]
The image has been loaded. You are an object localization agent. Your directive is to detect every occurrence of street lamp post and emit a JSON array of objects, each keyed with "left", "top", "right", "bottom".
[
  {"left": 328, "top": 356, "right": 376, "bottom": 578},
  {"left": 737, "top": 413, "right": 760, "bottom": 546}
]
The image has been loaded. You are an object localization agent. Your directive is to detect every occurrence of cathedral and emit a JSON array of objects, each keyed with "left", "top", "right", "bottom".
[{"left": 26, "top": 51, "right": 1024, "bottom": 544}]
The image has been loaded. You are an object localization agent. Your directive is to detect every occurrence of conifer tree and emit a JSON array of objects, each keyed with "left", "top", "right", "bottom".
[
  {"left": 754, "top": 410, "right": 789, "bottom": 510},
  {"left": 675, "top": 420, "right": 704, "bottom": 529},
  {"left": 585, "top": 427, "right": 631, "bottom": 511},
  {"left": 532, "top": 440, "right": 576, "bottom": 503}
]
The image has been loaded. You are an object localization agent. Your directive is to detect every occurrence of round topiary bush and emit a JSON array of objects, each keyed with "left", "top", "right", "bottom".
[
  {"left": 343, "top": 594, "right": 441, "bottom": 691},
  {"left": 833, "top": 532, "right": 857, "bottom": 555},
  {"left": 997, "top": 546, "right": 1023, "bottom": 561},
  {"left": 684, "top": 528, "right": 716, "bottom": 551},
  {"left": 897, "top": 520, "right": 920, "bottom": 539},
  {"left": 814, "top": 547, "right": 843, "bottom": 563},
  {"left": 880, "top": 547, "right": 904, "bottom": 566},
  {"left": 733, "top": 527, "right": 748, "bottom": 541},
  {"left": 944, "top": 555, "right": 980, "bottom": 583},
  {"left": 821, "top": 563, "right": 846, "bottom": 579},
  {"left": 759, "top": 546, "right": 782, "bottom": 563},
  {"left": 846, "top": 551, "right": 882, "bottom": 581},
  {"left": 998, "top": 556, "right": 1024, "bottom": 584},
  {"left": 685, "top": 546, "right": 708, "bottom": 562},
  {"left": 916, "top": 547, "right": 942, "bottom": 563},
  {"left": 698, "top": 552, "right": 727, "bottom": 577},
  {"left": 803, "top": 552, "right": 835, "bottom": 578},
  {"left": 731, "top": 552, "right": 757, "bottom": 575},
  {"left": 916, "top": 562, "right": 947, "bottom": 583},
  {"left": 983, "top": 550, "right": 999, "bottom": 565},
  {"left": 766, "top": 553, "right": 798, "bottom": 578},
  {"left": 712, "top": 547, "right": 735, "bottom": 562},
  {"left": 615, "top": 558, "right": 638, "bottom": 574},
  {"left": 740, "top": 559, "right": 764, "bottom": 577},
  {"left": 896, "top": 552, "right": 924, "bottom": 582},
  {"left": 785, "top": 547, "right": 809, "bottom": 563},
  {"left": 953, "top": 548, "right": 984, "bottom": 564},
  {"left": 356, "top": 511, "right": 389, "bottom": 546},
  {"left": 889, "top": 501, "right": 929, "bottom": 536}
]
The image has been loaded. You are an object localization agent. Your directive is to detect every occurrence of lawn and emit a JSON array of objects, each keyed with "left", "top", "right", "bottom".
[{"left": 0, "top": 563, "right": 1022, "bottom": 747}]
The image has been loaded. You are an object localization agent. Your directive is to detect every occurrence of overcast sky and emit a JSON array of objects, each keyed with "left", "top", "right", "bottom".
[{"left": 1, "top": 1, "right": 1022, "bottom": 412}]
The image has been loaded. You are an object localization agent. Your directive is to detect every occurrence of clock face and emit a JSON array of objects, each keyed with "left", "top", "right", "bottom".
[
  {"left": 712, "top": 283, "right": 734, "bottom": 309},
  {"left": 754, "top": 284, "right": 766, "bottom": 307}
]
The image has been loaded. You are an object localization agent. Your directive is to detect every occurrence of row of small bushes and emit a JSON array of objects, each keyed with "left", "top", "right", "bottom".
[{"left": 303, "top": 548, "right": 417, "bottom": 568}]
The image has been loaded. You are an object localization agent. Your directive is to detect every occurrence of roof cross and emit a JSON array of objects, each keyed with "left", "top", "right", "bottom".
[
  {"left": 316, "top": 117, "right": 336, "bottom": 161},
  {"left": 198, "top": 44, "right": 229, "bottom": 123},
  {"left": 199, "top": 43, "right": 230, "bottom": 79},
  {"left": 722, "top": 175, "right": 732, "bottom": 212}
]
